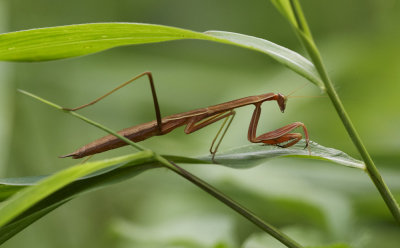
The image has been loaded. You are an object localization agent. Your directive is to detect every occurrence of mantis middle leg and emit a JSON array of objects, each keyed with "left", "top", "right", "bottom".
[{"left": 184, "top": 110, "right": 236, "bottom": 161}]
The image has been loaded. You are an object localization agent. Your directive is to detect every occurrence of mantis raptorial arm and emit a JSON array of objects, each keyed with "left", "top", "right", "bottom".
[{"left": 248, "top": 102, "right": 309, "bottom": 149}]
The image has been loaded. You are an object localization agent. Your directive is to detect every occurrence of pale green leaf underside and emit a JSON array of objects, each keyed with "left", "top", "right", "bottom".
[
  {"left": 198, "top": 140, "right": 365, "bottom": 170},
  {"left": 0, "top": 23, "right": 323, "bottom": 89}
]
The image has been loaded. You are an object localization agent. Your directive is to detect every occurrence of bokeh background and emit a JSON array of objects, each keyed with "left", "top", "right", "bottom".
[{"left": 1, "top": 0, "right": 399, "bottom": 247}]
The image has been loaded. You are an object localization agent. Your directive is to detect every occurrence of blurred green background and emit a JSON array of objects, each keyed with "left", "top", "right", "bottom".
[{"left": 1, "top": 0, "right": 399, "bottom": 247}]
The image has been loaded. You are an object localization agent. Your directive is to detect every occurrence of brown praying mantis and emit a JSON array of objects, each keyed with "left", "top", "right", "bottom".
[{"left": 60, "top": 72, "right": 309, "bottom": 161}]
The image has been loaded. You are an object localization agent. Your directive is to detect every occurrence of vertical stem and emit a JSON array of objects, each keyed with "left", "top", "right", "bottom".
[
  {"left": 289, "top": 1, "right": 400, "bottom": 223},
  {"left": 315, "top": 58, "right": 400, "bottom": 222}
]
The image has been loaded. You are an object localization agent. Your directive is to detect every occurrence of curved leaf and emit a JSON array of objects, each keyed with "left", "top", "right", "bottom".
[
  {"left": 0, "top": 23, "right": 210, "bottom": 61},
  {"left": 198, "top": 140, "right": 365, "bottom": 170},
  {"left": 0, "top": 151, "right": 155, "bottom": 235},
  {"left": 0, "top": 23, "right": 323, "bottom": 89},
  {"left": 0, "top": 153, "right": 200, "bottom": 244}
]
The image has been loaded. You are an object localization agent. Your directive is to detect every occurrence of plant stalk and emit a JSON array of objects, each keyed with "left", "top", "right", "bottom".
[
  {"left": 313, "top": 57, "right": 400, "bottom": 223},
  {"left": 289, "top": 0, "right": 400, "bottom": 223}
]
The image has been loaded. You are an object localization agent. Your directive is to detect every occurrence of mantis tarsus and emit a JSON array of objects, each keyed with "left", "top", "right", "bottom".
[{"left": 60, "top": 72, "right": 309, "bottom": 161}]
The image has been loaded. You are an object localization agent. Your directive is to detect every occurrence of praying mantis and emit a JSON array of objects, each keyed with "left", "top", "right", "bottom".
[{"left": 60, "top": 72, "right": 309, "bottom": 161}]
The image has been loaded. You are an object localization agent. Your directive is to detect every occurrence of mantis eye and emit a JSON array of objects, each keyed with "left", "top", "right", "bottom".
[{"left": 277, "top": 93, "right": 286, "bottom": 113}]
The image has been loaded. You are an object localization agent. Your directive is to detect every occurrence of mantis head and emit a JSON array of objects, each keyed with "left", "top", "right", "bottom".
[{"left": 277, "top": 93, "right": 287, "bottom": 113}]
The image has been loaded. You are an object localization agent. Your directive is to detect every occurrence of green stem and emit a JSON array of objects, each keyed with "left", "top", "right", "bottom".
[
  {"left": 289, "top": 1, "right": 400, "bottom": 223},
  {"left": 312, "top": 54, "right": 400, "bottom": 223},
  {"left": 156, "top": 155, "right": 303, "bottom": 248}
]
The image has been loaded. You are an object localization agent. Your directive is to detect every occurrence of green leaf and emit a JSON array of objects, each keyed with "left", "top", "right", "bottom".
[
  {"left": 0, "top": 23, "right": 209, "bottom": 61},
  {"left": 0, "top": 152, "right": 201, "bottom": 244},
  {"left": 0, "top": 151, "right": 156, "bottom": 244},
  {"left": 198, "top": 140, "right": 365, "bottom": 170},
  {"left": 0, "top": 155, "right": 202, "bottom": 203},
  {"left": 0, "top": 23, "right": 323, "bottom": 89}
]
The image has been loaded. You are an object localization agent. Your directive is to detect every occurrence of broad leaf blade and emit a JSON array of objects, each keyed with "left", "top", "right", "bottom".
[
  {"left": 198, "top": 140, "right": 365, "bottom": 170},
  {"left": 0, "top": 151, "right": 154, "bottom": 228},
  {"left": 0, "top": 23, "right": 323, "bottom": 89},
  {"left": 0, "top": 153, "right": 199, "bottom": 244},
  {"left": 0, "top": 23, "right": 210, "bottom": 61}
]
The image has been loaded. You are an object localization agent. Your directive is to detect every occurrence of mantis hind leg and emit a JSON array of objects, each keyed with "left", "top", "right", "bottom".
[{"left": 62, "top": 71, "right": 163, "bottom": 134}]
